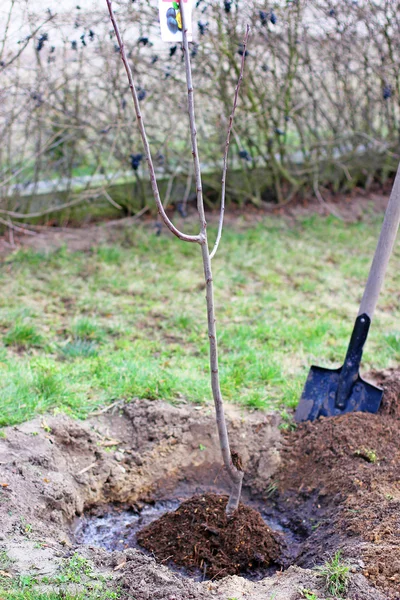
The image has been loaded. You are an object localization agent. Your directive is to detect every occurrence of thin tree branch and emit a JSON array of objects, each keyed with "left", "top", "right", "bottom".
[
  {"left": 181, "top": 4, "right": 244, "bottom": 516},
  {"left": 210, "top": 25, "right": 250, "bottom": 261},
  {"left": 0, "top": 196, "right": 86, "bottom": 219},
  {"left": 0, "top": 217, "right": 37, "bottom": 235},
  {"left": 105, "top": 0, "right": 200, "bottom": 245},
  {"left": 182, "top": 164, "right": 193, "bottom": 214},
  {"left": 313, "top": 174, "right": 344, "bottom": 221},
  {"left": 0, "top": 14, "right": 55, "bottom": 72}
]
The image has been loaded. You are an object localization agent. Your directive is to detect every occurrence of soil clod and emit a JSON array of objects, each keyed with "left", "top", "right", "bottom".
[{"left": 137, "top": 493, "right": 282, "bottom": 579}]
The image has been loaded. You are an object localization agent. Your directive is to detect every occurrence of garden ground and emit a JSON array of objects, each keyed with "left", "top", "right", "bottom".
[{"left": 0, "top": 193, "right": 400, "bottom": 599}]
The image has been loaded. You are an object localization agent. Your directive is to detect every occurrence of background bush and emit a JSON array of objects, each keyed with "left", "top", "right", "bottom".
[{"left": 1, "top": 0, "right": 400, "bottom": 224}]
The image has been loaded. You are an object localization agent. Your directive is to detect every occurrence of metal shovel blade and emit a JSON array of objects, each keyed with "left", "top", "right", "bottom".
[{"left": 295, "top": 364, "right": 383, "bottom": 422}]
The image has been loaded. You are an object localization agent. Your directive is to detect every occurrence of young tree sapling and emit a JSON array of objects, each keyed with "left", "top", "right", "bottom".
[{"left": 106, "top": 0, "right": 249, "bottom": 516}]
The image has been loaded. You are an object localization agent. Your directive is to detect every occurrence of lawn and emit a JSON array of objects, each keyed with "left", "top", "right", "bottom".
[{"left": 1, "top": 211, "right": 400, "bottom": 428}]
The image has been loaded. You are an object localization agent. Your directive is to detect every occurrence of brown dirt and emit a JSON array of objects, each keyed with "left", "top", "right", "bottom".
[
  {"left": 137, "top": 493, "right": 281, "bottom": 579},
  {"left": 1, "top": 371, "right": 400, "bottom": 599},
  {"left": 271, "top": 367, "right": 400, "bottom": 599}
]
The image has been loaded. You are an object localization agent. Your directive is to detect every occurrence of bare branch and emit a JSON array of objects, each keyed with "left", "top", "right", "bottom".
[
  {"left": 105, "top": 0, "right": 200, "bottom": 245},
  {"left": 182, "top": 165, "right": 193, "bottom": 215},
  {"left": 0, "top": 217, "right": 37, "bottom": 235},
  {"left": 181, "top": 4, "right": 244, "bottom": 515},
  {"left": 313, "top": 174, "right": 344, "bottom": 221},
  {"left": 0, "top": 14, "right": 55, "bottom": 72},
  {"left": 209, "top": 25, "right": 250, "bottom": 261}
]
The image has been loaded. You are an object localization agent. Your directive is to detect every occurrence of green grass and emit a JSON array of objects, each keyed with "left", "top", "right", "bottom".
[
  {"left": 317, "top": 550, "right": 350, "bottom": 597},
  {"left": 1, "top": 213, "right": 400, "bottom": 426},
  {"left": 0, "top": 551, "right": 120, "bottom": 600},
  {"left": 299, "top": 590, "right": 319, "bottom": 600},
  {"left": 3, "top": 321, "right": 42, "bottom": 349}
]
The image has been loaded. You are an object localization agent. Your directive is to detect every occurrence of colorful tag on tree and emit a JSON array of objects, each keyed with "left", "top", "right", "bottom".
[{"left": 159, "top": 0, "right": 193, "bottom": 42}]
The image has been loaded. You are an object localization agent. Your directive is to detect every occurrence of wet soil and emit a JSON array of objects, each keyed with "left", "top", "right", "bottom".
[
  {"left": 1, "top": 368, "right": 400, "bottom": 599},
  {"left": 137, "top": 494, "right": 281, "bottom": 580},
  {"left": 74, "top": 500, "right": 180, "bottom": 553}
]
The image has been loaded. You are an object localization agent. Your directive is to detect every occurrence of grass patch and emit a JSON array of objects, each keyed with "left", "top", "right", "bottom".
[
  {"left": 3, "top": 322, "right": 42, "bottom": 349},
  {"left": 317, "top": 550, "right": 350, "bottom": 597},
  {"left": 1, "top": 213, "right": 400, "bottom": 425},
  {"left": 0, "top": 552, "right": 120, "bottom": 600},
  {"left": 59, "top": 340, "right": 98, "bottom": 359}
]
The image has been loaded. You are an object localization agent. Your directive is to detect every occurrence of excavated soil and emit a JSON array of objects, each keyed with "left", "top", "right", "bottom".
[
  {"left": 273, "top": 367, "right": 400, "bottom": 599},
  {"left": 1, "top": 367, "right": 400, "bottom": 598},
  {"left": 137, "top": 493, "right": 281, "bottom": 579}
]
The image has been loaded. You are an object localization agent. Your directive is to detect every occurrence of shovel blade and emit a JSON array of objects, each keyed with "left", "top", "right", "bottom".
[{"left": 295, "top": 365, "right": 383, "bottom": 423}]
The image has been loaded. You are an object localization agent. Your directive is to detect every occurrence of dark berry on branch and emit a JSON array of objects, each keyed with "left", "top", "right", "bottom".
[
  {"left": 270, "top": 12, "right": 277, "bottom": 24},
  {"left": 130, "top": 154, "right": 143, "bottom": 171},
  {"left": 114, "top": 44, "right": 120, "bottom": 53},
  {"left": 138, "top": 37, "right": 149, "bottom": 45},
  {"left": 137, "top": 89, "right": 147, "bottom": 101},
  {"left": 237, "top": 44, "right": 248, "bottom": 57},
  {"left": 36, "top": 33, "right": 48, "bottom": 52},
  {"left": 198, "top": 21, "right": 208, "bottom": 35},
  {"left": 275, "top": 128, "right": 284, "bottom": 135},
  {"left": 71, "top": 40, "right": 78, "bottom": 50},
  {"left": 383, "top": 85, "right": 392, "bottom": 100},
  {"left": 224, "top": 1, "right": 232, "bottom": 13},
  {"left": 329, "top": 8, "right": 335, "bottom": 16},
  {"left": 89, "top": 30, "right": 95, "bottom": 40},
  {"left": 169, "top": 45, "right": 177, "bottom": 57},
  {"left": 239, "top": 150, "right": 251, "bottom": 161},
  {"left": 259, "top": 10, "right": 267, "bottom": 26}
]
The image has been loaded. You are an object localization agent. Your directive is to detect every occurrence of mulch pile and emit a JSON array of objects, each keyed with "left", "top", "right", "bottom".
[{"left": 137, "top": 493, "right": 281, "bottom": 579}]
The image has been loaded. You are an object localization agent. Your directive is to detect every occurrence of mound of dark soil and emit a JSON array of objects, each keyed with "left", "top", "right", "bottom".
[
  {"left": 273, "top": 367, "right": 400, "bottom": 599},
  {"left": 137, "top": 493, "right": 281, "bottom": 579}
]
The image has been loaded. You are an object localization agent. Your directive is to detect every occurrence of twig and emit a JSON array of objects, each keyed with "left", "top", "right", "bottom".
[
  {"left": 76, "top": 462, "right": 97, "bottom": 476},
  {"left": 89, "top": 399, "right": 125, "bottom": 416},
  {"left": 313, "top": 175, "right": 344, "bottom": 221},
  {"left": 0, "top": 197, "right": 86, "bottom": 219},
  {"left": 163, "top": 166, "right": 180, "bottom": 209},
  {"left": 209, "top": 25, "right": 250, "bottom": 261},
  {"left": 103, "top": 190, "right": 123, "bottom": 210},
  {"left": 7, "top": 217, "right": 14, "bottom": 247},
  {"left": 0, "top": 217, "right": 37, "bottom": 235},
  {"left": 103, "top": 205, "right": 150, "bottom": 227},
  {"left": 182, "top": 165, "right": 193, "bottom": 214},
  {"left": 105, "top": 0, "right": 200, "bottom": 245}
]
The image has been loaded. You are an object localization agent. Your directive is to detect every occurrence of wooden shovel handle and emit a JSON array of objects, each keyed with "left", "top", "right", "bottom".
[{"left": 358, "top": 163, "right": 400, "bottom": 319}]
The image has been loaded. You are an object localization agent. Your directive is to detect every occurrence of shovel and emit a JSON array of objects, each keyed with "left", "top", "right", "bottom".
[{"left": 295, "top": 164, "right": 400, "bottom": 423}]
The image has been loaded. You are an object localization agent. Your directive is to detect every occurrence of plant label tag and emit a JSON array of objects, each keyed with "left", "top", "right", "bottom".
[{"left": 159, "top": 0, "right": 193, "bottom": 42}]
